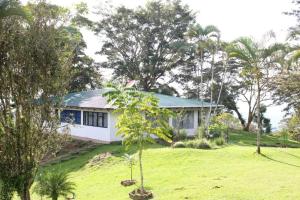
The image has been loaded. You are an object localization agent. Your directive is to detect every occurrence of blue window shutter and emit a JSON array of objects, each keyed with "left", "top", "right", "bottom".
[{"left": 60, "top": 110, "right": 81, "bottom": 124}]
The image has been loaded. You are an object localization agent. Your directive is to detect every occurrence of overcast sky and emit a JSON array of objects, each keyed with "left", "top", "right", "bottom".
[{"left": 21, "top": 0, "right": 297, "bottom": 129}]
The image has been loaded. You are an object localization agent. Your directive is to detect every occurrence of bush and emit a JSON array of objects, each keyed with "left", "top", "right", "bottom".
[
  {"left": 214, "top": 137, "right": 225, "bottom": 146},
  {"left": 34, "top": 171, "right": 75, "bottom": 200},
  {"left": 173, "top": 129, "right": 188, "bottom": 141},
  {"left": 172, "top": 141, "right": 186, "bottom": 148},
  {"left": 192, "top": 139, "right": 212, "bottom": 149},
  {"left": 195, "top": 125, "right": 206, "bottom": 139},
  {"left": 182, "top": 139, "right": 212, "bottom": 149}
]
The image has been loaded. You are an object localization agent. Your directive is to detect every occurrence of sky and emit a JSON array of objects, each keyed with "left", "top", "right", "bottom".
[{"left": 21, "top": 0, "right": 297, "bottom": 129}]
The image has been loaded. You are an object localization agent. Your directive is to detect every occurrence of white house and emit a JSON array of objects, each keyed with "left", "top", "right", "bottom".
[{"left": 59, "top": 89, "right": 220, "bottom": 143}]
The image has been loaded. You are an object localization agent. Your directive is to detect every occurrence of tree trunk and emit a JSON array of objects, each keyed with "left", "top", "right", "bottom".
[
  {"left": 233, "top": 108, "right": 246, "bottom": 129},
  {"left": 138, "top": 144, "right": 144, "bottom": 191},
  {"left": 206, "top": 45, "right": 216, "bottom": 135},
  {"left": 256, "top": 80, "right": 262, "bottom": 154},
  {"left": 243, "top": 112, "right": 253, "bottom": 132},
  {"left": 199, "top": 51, "right": 204, "bottom": 126},
  {"left": 19, "top": 187, "right": 31, "bottom": 200},
  {"left": 18, "top": 178, "right": 33, "bottom": 200},
  {"left": 213, "top": 56, "right": 227, "bottom": 114}
]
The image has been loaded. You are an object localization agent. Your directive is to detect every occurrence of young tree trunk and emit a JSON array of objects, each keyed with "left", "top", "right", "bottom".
[
  {"left": 213, "top": 56, "right": 227, "bottom": 114},
  {"left": 256, "top": 80, "right": 262, "bottom": 154},
  {"left": 130, "top": 165, "right": 133, "bottom": 181},
  {"left": 206, "top": 46, "right": 216, "bottom": 135},
  {"left": 18, "top": 178, "right": 34, "bottom": 200},
  {"left": 138, "top": 144, "right": 144, "bottom": 192},
  {"left": 199, "top": 51, "right": 204, "bottom": 126}
]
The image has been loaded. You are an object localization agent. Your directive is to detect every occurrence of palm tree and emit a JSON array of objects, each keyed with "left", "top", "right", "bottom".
[
  {"left": 227, "top": 36, "right": 285, "bottom": 154},
  {"left": 123, "top": 153, "right": 136, "bottom": 181},
  {"left": 186, "top": 24, "right": 220, "bottom": 130},
  {"left": 34, "top": 171, "right": 75, "bottom": 200}
]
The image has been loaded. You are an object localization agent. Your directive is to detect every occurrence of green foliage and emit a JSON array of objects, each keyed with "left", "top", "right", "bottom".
[
  {"left": 104, "top": 84, "right": 173, "bottom": 191},
  {"left": 173, "top": 129, "right": 188, "bottom": 141},
  {"left": 280, "top": 115, "right": 300, "bottom": 141},
  {"left": 0, "top": 0, "right": 29, "bottom": 19},
  {"left": 195, "top": 124, "right": 206, "bottom": 139},
  {"left": 65, "top": 26, "right": 102, "bottom": 92},
  {"left": 34, "top": 171, "right": 75, "bottom": 200},
  {"left": 172, "top": 141, "right": 186, "bottom": 148},
  {"left": 187, "top": 139, "right": 212, "bottom": 149},
  {"left": 178, "top": 139, "right": 212, "bottom": 149},
  {"left": 0, "top": 1, "right": 76, "bottom": 199},
  {"left": 123, "top": 154, "right": 136, "bottom": 181},
  {"left": 214, "top": 137, "right": 225, "bottom": 146},
  {"left": 277, "top": 129, "right": 290, "bottom": 147},
  {"left": 93, "top": 0, "right": 195, "bottom": 91}
]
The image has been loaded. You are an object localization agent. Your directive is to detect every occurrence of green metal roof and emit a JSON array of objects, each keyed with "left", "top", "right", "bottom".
[{"left": 63, "top": 89, "right": 219, "bottom": 109}]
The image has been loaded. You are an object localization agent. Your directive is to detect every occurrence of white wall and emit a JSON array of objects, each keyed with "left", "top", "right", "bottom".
[
  {"left": 59, "top": 108, "right": 112, "bottom": 142},
  {"left": 109, "top": 112, "right": 122, "bottom": 142},
  {"left": 61, "top": 108, "right": 200, "bottom": 143}
]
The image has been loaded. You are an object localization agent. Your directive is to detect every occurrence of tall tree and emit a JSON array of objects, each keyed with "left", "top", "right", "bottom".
[
  {"left": 93, "top": 0, "right": 195, "bottom": 91},
  {"left": 181, "top": 24, "right": 220, "bottom": 99},
  {"left": 227, "top": 36, "right": 284, "bottom": 153},
  {"left": 66, "top": 26, "right": 102, "bottom": 92},
  {"left": 0, "top": 2, "right": 75, "bottom": 199},
  {"left": 274, "top": 1, "right": 300, "bottom": 112}
]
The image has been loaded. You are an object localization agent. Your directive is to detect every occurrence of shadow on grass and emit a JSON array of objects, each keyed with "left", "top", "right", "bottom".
[
  {"left": 277, "top": 149, "right": 300, "bottom": 160},
  {"left": 261, "top": 153, "right": 300, "bottom": 168},
  {"left": 228, "top": 131, "right": 300, "bottom": 148}
]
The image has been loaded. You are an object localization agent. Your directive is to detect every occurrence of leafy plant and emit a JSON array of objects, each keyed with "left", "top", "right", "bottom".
[
  {"left": 104, "top": 85, "right": 173, "bottom": 194},
  {"left": 195, "top": 124, "right": 206, "bottom": 139},
  {"left": 34, "top": 171, "right": 75, "bottom": 200},
  {"left": 173, "top": 129, "right": 188, "bottom": 141},
  {"left": 184, "top": 139, "right": 212, "bottom": 149},
  {"left": 214, "top": 137, "right": 225, "bottom": 146},
  {"left": 123, "top": 154, "right": 136, "bottom": 181}
]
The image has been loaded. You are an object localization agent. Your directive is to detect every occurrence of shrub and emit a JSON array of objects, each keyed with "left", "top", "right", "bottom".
[
  {"left": 182, "top": 139, "right": 212, "bottom": 149},
  {"left": 34, "top": 171, "right": 75, "bottom": 200},
  {"left": 192, "top": 139, "right": 212, "bottom": 149},
  {"left": 185, "top": 140, "right": 195, "bottom": 148},
  {"left": 173, "top": 129, "right": 188, "bottom": 141},
  {"left": 214, "top": 137, "right": 225, "bottom": 146},
  {"left": 172, "top": 141, "right": 186, "bottom": 148},
  {"left": 195, "top": 125, "right": 206, "bottom": 139}
]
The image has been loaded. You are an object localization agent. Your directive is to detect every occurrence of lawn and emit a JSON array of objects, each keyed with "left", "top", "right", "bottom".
[{"left": 30, "top": 132, "right": 300, "bottom": 199}]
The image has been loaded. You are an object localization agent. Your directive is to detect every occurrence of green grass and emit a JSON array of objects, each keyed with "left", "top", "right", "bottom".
[{"left": 25, "top": 132, "right": 300, "bottom": 199}]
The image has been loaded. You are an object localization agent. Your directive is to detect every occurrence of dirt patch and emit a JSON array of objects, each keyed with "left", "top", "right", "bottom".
[{"left": 88, "top": 152, "right": 112, "bottom": 166}]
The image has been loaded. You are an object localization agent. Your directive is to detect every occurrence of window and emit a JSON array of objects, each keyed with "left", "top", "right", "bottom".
[
  {"left": 83, "top": 111, "right": 108, "bottom": 128},
  {"left": 172, "top": 111, "right": 194, "bottom": 129},
  {"left": 60, "top": 110, "right": 81, "bottom": 125}
]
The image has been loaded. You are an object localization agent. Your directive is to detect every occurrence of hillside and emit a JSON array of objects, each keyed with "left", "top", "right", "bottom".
[{"left": 34, "top": 132, "right": 300, "bottom": 200}]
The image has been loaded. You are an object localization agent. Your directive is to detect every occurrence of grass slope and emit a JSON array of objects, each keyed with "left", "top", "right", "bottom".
[{"left": 33, "top": 132, "right": 300, "bottom": 199}]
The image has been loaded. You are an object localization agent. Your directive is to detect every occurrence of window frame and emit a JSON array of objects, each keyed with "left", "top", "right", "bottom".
[
  {"left": 60, "top": 109, "right": 81, "bottom": 125},
  {"left": 172, "top": 110, "right": 195, "bottom": 129},
  {"left": 83, "top": 111, "right": 108, "bottom": 128}
]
